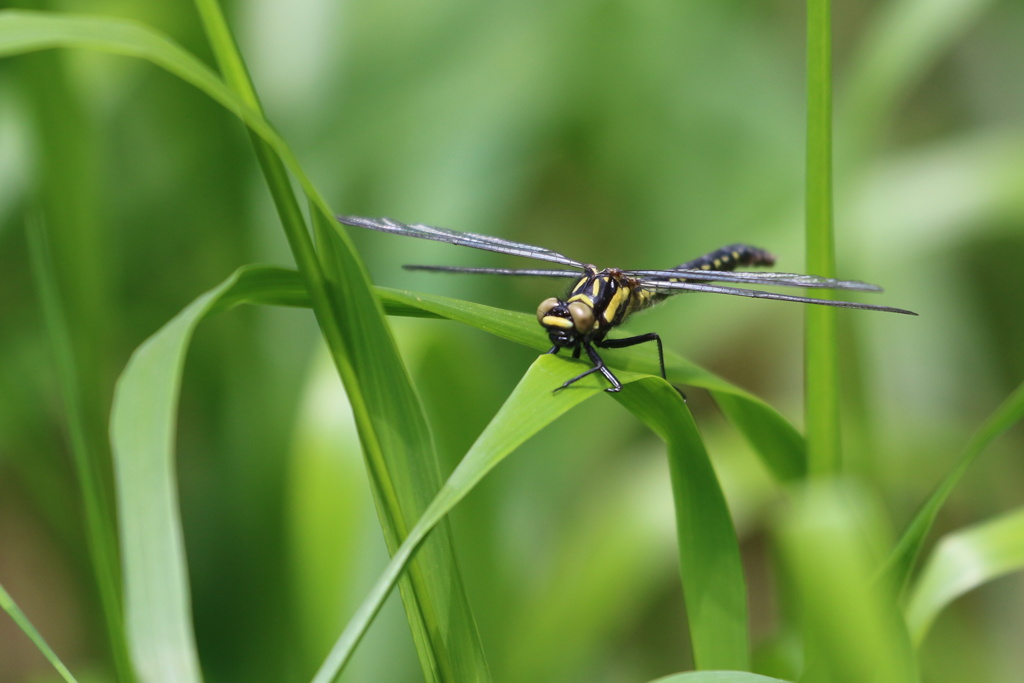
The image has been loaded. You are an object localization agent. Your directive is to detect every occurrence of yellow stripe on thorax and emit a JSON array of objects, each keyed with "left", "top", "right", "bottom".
[{"left": 601, "top": 285, "right": 631, "bottom": 326}]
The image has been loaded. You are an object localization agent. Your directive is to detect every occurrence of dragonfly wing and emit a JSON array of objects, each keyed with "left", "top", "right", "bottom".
[
  {"left": 624, "top": 269, "right": 883, "bottom": 291},
  {"left": 338, "top": 215, "right": 585, "bottom": 268},
  {"left": 404, "top": 265, "right": 582, "bottom": 277},
  {"left": 643, "top": 280, "right": 917, "bottom": 315}
]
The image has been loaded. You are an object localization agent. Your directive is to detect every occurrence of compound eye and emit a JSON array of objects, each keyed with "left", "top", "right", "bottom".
[
  {"left": 568, "top": 301, "right": 595, "bottom": 334},
  {"left": 536, "top": 297, "right": 560, "bottom": 322}
]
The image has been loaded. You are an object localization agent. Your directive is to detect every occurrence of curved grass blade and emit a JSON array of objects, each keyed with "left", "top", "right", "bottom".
[
  {"left": 313, "top": 370, "right": 749, "bottom": 678},
  {"left": 882, "top": 380, "right": 1024, "bottom": 594},
  {"left": 311, "top": 355, "right": 607, "bottom": 681},
  {"left": 650, "top": 672, "right": 791, "bottom": 683},
  {"left": 0, "top": 582, "right": 78, "bottom": 683},
  {"left": 109, "top": 268, "right": 299, "bottom": 683},
  {"left": 109, "top": 264, "right": 500, "bottom": 683},
  {"left": 905, "top": 505, "right": 1024, "bottom": 645},
  {"left": 372, "top": 286, "right": 807, "bottom": 481},
  {"left": 110, "top": 275, "right": 244, "bottom": 683},
  {"left": 613, "top": 379, "right": 749, "bottom": 670}
]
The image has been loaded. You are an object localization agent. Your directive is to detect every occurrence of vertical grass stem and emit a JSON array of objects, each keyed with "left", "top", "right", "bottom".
[{"left": 805, "top": 0, "right": 841, "bottom": 476}]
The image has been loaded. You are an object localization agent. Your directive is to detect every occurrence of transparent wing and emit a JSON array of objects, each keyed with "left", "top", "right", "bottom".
[
  {"left": 403, "top": 265, "right": 582, "bottom": 278},
  {"left": 338, "top": 215, "right": 585, "bottom": 268},
  {"left": 643, "top": 279, "right": 917, "bottom": 315},
  {"left": 624, "top": 269, "right": 882, "bottom": 291}
]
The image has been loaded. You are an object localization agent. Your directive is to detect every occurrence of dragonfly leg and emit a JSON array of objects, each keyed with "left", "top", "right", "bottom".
[
  {"left": 598, "top": 333, "right": 665, "bottom": 380},
  {"left": 546, "top": 345, "right": 560, "bottom": 355},
  {"left": 553, "top": 343, "right": 622, "bottom": 393}
]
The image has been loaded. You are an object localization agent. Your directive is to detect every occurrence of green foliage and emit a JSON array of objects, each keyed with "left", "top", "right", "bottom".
[
  {"left": 2, "top": 1, "right": 1023, "bottom": 682},
  {"left": 0, "top": 583, "right": 78, "bottom": 682}
]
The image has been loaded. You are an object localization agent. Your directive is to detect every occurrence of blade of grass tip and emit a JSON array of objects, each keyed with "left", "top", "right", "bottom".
[
  {"left": 905, "top": 505, "right": 1024, "bottom": 645},
  {"left": 311, "top": 355, "right": 607, "bottom": 682},
  {"left": 0, "top": 582, "right": 79, "bottom": 683},
  {"left": 883, "top": 380, "right": 1024, "bottom": 595},
  {"left": 649, "top": 671, "right": 793, "bottom": 683},
  {"left": 804, "top": 0, "right": 841, "bottom": 477},
  {"left": 110, "top": 266, "right": 307, "bottom": 683},
  {"left": 776, "top": 481, "right": 919, "bottom": 683},
  {"left": 613, "top": 380, "right": 749, "bottom": 671},
  {"left": 25, "top": 214, "right": 130, "bottom": 681}
]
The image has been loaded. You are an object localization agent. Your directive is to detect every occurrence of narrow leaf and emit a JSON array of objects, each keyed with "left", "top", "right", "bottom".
[
  {"left": 312, "top": 355, "right": 606, "bottom": 681},
  {"left": 373, "top": 287, "right": 807, "bottom": 481},
  {"left": 905, "top": 505, "right": 1024, "bottom": 645},
  {"left": 614, "top": 380, "right": 749, "bottom": 670},
  {"left": 309, "top": 212, "right": 490, "bottom": 679},
  {"left": 0, "top": 582, "right": 78, "bottom": 683},
  {"left": 26, "top": 214, "right": 128, "bottom": 678},
  {"left": 109, "top": 266, "right": 310, "bottom": 683},
  {"left": 883, "top": 380, "right": 1024, "bottom": 594}
]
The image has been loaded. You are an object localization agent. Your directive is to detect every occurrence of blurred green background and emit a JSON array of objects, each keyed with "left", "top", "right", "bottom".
[{"left": 2, "top": 0, "right": 1023, "bottom": 681}]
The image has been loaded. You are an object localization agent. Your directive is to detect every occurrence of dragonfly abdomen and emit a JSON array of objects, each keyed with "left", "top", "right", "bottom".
[{"left": 674, "top": 244, "right": 775, "bottom": 273}]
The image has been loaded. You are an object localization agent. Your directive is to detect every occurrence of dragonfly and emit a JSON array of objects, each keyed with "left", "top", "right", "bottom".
[{"left": 338, "top": 215, "right": 917, "bottom": 393}]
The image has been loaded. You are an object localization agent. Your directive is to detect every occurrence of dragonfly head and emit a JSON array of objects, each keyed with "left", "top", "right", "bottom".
[{"left": 537, "top": 297, "right": 595, "bottom": 348}]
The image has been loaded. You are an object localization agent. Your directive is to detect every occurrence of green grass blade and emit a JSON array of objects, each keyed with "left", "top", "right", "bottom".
[
  {"left": 25, "top": 214, "right": 129, "bottom": 679},
  {"left": 312, "top": 355, "right": 607, "bottom": 681},
  {"left": 313, "top": 370, "right": 748, "bottom": 678},
  {"left": 312, "top": 213, "right": 490, "bottom": 679},
  {"left": 373, "top": 288, "right": 807, "bottom": 481},
  {"left": 0, "top": 582, "right": 78, "bottom": 683},
  {"left": 882, "top": 380, "right": 1024, "bottom": 594},
  {"left": 905, "top": 505, "right": 1024, "bottom": 645},
  {"left": 110, "top": 268, "right": 288, "bottom": 683},
  {"left": 613, "top": 380, "right": 749, "bottom": 670},
  {"left": 804, "top": 0, "right": 840, "bottom": 476},
  {"left": 777, "top": 481, "right": 918, "bottom": 683},
  {"left": 109, "top": 266, "right": 337, "bottom": 681},
  {"left": 108, "top": 264, "right": 500, "bottom": 682},
  {"left": 650, "top": 672, "right": 792, "bottom": 683}
]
